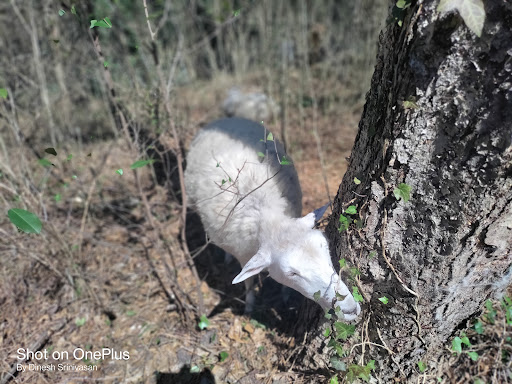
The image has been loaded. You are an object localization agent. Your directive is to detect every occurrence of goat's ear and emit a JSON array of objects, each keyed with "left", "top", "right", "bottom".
[
  {"left": 232, "top": 250, "right": 270, "bottom": 284},
  {"left": 313, "top": 203, "right": 330, "bottom": 222},
  {"left": 297, "top": 203, "right": 331, "bottom": 229}
]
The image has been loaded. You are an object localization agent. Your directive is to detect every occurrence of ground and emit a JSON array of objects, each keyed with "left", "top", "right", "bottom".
[{"left": 0, "top": 72, "right": 359, "bottom": 384}]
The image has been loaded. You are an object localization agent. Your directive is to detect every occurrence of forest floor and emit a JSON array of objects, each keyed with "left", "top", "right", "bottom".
[{"left": 1, "top": 73, "right": 510, "bottom": 384}]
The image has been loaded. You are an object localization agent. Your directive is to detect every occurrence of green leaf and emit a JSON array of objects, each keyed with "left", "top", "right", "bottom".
[
  {"left": 0, "top": 88, "right": 7, "bottom": 99},
  {"left": 323, "top": 328, "right": 331, "bottom": 338},
  {"left": 130, "top": 159, "right": 155, "bottom": 169},
  {"left": 330, "top": 356, "right": 346, "bottom": 371},
  {"left": 474, "top": 320, "right": 484, "bottom": 334},
  {"left": 75, "top": 317, "right": 86, "bottom": 327},
  {"left": 334, "top": 322, "right": 355, "bottom": 340},
  {"left": 393, "top": 183, "right": 411, "bottom": 202},
  {"left": 347, "top": 362, "right": 374, "bottom": 382},
  {"left": 345, "top": 205, "right": 357, "bottom": 215},
  {"left": 38, "top": 158, "right": 54, "bottom": 167},
  {"left": 417, "top": 360, "right": 427, "bottom": 373},
  {"left": 8, "top": 208, "right": 43, "bottom": 234},
  {"left": 437, "top": 0, "right": 485, "bottom": 37},
  {"left": 266, "top": 132, "right": 274, "bottom": 141},
  {"left": 249, "top": 319, "right": 266, "bottom": 329},
  {"left": 257, "top": 152, "right": 265, "bottom": 158},
  {"left": 396, "top": 0, "right": 411, "bottom": 9},
  {"left": 452, "top": 337, "right": 462, "bottom": 354},
  {"left": 280, "top": 156, "right": 292, "bottom": 165},
  {"left": 126, "top": 310, "right": 136, "bottom": 317},
  {"left": 103, "top": 61, "right": 109, "bottom": 68},
  {"left": 71, "top": 5, "right": 76, "bottom": 15},
  {"left": 354, "top": 177, "right": 361, "bottom": 185},
  {"left": 313, "top": 290, "right": 321, "bottom": 301},
  {"left": 59, "top": 9, "right": 66, "bottom": 16},
  {"left": 335, "top": 292, "right": 347, "bottom": 301},
  {"left": 219, "top": 351, "right": 229, "bottom": 362},
  {"left": 339, "top": 258, "right": 346, "bottom": 269},
  {"left": 338, "top": 214, "right": 351, "bottom": 232},
  {"left": 116, "top": 169, "right": 123, "bottom": 175},
  {"left": 485, "top": 299, "right": 496, "bottom": 324},
  {"left": 45, "top": 147, "right": 57, "bottom": 156},
  {"left": 329, "top": 376, "right": 339, "bottom": 384},
  {"left": 402, "top": 100, "right": 419, "bottom": 109},
  {"left": 90, "top": 17, "right": 112, "bottom": 29},
  {"left": 71, "top": 175, "right": 77, "bottom": 180},
  {"left": 328, "top": 338, "right": 345, "bottom": 357},
  {"left": 233, "top": 9, "right": 241, "bottom": 17},
  {"left": 66, "top": 154, "right": 73, "bottom": 161},
  {"left": 190, "top": 365, "right": 200, "bottom": 373},
  {"left": 378, "top": 296, "right": 389, "bottom": 304},
  {"left": 369, "top": 251, "right": 377, "bottom": 258},
  {"left": 350, "top": 267, "right": 361, "bottom": 278},
  {"left": 198, "top": 314, "right": 210, "bottom": 330},
  {"left": 461, "top": 336, "right": 471, "bottom": 347},
  {"left": 467, "top": 351, "right": 478, "bottom": 361},
  {"left": 504, "top": 300, "right": 512, "bottom": 325},
  {"left": 54, "top": 194, "right": 61, "bottom": 202},
  {"left": 352, "top": 286, "right": 363, "bottom": 303}
]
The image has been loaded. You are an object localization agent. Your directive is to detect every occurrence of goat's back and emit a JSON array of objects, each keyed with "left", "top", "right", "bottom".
[{"left": 185, "top": 117, "right": 302, "bottom": 264}]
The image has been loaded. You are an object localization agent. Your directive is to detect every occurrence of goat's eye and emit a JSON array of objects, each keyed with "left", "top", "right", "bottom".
[{"left": 288, "top": 271, "right": 299, "bottom": 277}]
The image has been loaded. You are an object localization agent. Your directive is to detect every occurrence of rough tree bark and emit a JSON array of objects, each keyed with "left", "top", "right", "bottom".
[{"left": 297, "top": 0, "right": 512, "bottom": 381}]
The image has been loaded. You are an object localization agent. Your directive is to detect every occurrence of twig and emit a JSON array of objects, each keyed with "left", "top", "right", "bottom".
[
  {"left": 133, "top": 168, "right": 156, "bottom": 229},
  {"left": 376, "top": 326, "right": 395, "bottom": 355},
  {"left": 143, "top": 3, "right": 205, "bottom": 317},
  {"left": 142, "top": 0, "right": 156, "bottom": 40},
  {"left": 142, "top": 244, "right": 189, "bottom": 322},
  {"left": 379, "top": 175, "right": 424, "bottom": 345},
  {"left": 78, "top": 179, "right": 96, "bottom": 257},
  {"left": 300, "top": 2, "right": 331, "bottom": 206},
  {"left": 379, "top": 178, "right": 418, "bottom": 298}
]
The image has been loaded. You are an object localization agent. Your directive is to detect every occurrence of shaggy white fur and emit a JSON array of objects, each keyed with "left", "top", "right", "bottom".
[{"left": 185, "top": 117, "right": 360, "bottom": 319}]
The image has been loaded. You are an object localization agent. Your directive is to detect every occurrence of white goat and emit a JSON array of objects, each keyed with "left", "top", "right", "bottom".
[
  {"left": 185, "top": 117, "right": 360, "bottom": 320},
  {"left": 222, "top": 88, "right": 279, "bottom": 122}
]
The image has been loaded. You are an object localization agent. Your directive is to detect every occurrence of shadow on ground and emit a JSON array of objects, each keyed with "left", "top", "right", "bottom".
[{"left": 156, "top": 366, "right": 215, "bottom": 384}]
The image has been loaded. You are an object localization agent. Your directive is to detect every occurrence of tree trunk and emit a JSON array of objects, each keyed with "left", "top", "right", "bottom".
[{"left": 297, "top": 0, "right": 512, "bottom": 381}]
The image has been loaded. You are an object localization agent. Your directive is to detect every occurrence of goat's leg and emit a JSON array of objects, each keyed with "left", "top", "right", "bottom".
[
  {"left": 244, "top": 277, "right": 255, "bottom": 314},
  {"left": 224, "top": 251, "right": 234, "bottom": 264}
]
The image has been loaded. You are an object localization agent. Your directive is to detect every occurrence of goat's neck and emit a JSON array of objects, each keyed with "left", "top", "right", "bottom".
[{"left": 257, "top": 205, "right": 296, "bottom": 248}]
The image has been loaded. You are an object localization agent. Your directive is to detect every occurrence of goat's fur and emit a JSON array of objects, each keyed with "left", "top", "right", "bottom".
[{"left": 185, "top": 117, "right": 360, "bottom": 319}]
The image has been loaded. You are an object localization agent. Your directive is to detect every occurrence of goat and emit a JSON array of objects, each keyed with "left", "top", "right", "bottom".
[
  {"left": 184, "top": 117, "right": 360, "bottom": 320},
  {"left": 222, "top": 87, "right": 279, "bottom": 122}
]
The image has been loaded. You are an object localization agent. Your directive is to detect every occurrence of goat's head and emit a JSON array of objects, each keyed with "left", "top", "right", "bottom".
[{"left": 232, "top": 211, "right": 361, "bottom": 321}]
